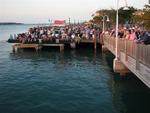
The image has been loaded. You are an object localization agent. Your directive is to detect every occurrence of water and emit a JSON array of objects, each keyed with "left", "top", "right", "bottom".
[{"left": 0, "top": 25, "right": 150, "bottom": 113}]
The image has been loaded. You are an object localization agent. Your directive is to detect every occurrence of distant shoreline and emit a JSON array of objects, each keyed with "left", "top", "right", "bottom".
[
  {"left": 0, "top": 22, "right": 24, "bottom": 25},
  {"left": 0, "top": 22, "right": 50, "bottom": 26}
]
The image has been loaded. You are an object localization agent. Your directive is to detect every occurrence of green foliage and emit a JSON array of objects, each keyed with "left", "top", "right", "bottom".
[
  {"left": 92, "top": 9, "right": 116, "bottom": 27},
  {"left": 92, "top": 5, "right": 150, "bottom": 30},
  {"left": 118, "top": 6, "right": 137, "bottom": 24},
  {"left": 93, "top": 16, "right": 103, "bottom": 24},
  {"left": 143, "top": 5, "right": 150, "bottom": 30},
  {"left": 132, "top": 5, "right": 150, "bottom": 30},
  {"left": 92, "top": 7, "right": 137, "bottom": 27}
]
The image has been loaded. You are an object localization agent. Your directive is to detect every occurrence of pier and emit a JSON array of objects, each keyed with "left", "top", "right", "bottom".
[
  {"left": 103, "top": 36, "right": 150, "bottom": 88},
  {"left": 9, "top": 23, "right": 150, "bottom": 88},
  {"left": 40, "top": 44, "right": 64, "bottom": 52},
  {"left": 12, "top": 43, "right": 65, "bottom": 52},
  {"left": 12, "top": 44, "right": 42, "bottom": 51},
  {"left": 11, "top": 38, "right": 100, "bottom": 52},
  {"left": 11, "top": 35, "right": 150, "bottom": 88}
]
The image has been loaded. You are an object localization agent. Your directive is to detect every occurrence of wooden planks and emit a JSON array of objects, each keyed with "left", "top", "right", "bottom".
[
  {"left": 12, "top": 43, "right": 65, "bottom": 52},
  {"left": 12, "top": 44, "right": 42, "bottom": 51}
]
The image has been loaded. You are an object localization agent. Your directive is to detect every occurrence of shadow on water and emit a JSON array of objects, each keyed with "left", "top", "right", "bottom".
[{"left": 103, "top": 51, "right": 150, "bottom": 113}]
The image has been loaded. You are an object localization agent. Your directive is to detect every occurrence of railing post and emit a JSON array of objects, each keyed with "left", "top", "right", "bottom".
[
  {"left": 136, "top": 43, "right": 140, "bottom": 70},
  {"left": 93, "top": 34, "right": 97, "bottom": 50},
  {"left": 125, "top": 39, "right": 128, "bottom": 61},
  {"left": 118, "top": 38, "right": 121, "bottom": 59}
]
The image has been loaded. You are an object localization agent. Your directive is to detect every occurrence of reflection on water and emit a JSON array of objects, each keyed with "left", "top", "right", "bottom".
[
  {"left": 111, "top": 73, "right": 150, "bottom": 113},
  {"left": 9, "top": 48, "right": 98, "bottom": 64},
  {"left": 104, "top": 52, "right": 150, "bottom": 113}
]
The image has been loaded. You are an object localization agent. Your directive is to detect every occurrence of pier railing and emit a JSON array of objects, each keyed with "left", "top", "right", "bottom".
[{"left": 104, "top": 37, "right": 150, "bottom": 68}]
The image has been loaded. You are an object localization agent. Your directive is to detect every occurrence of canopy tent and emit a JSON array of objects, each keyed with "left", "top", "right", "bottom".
[{"left": 52, "top": 20, "right": 66, "bottom": 26}]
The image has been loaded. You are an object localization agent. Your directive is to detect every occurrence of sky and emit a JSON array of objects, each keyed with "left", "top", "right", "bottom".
[{"left": 0, "top": 0, "right": 149, "bottom": 23}]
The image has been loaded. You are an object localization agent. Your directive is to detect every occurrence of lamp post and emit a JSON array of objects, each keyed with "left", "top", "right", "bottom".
[
  {"left": 48, "top": 19, "right": 52, "bottom": 26},
  {"left": 69, "top": 18, "right": 70, "bottom": 25},
  {"left": 115, "top": 0, "right": 119, "bottom": 60},
  {"left": 102, "top": 15, "right": 110, "bottom": 33},
  {"left": 74, "top": 19, "right": 76, "bottom": 25},
  {"left": 115, "top": 0, "right": 129, "bottom": 60}
]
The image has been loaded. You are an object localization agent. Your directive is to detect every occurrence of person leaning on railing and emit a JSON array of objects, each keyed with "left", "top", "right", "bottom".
[
  {"left": 133, "top": 29, "right": 150, "bottom": 45},
  {"left": 142, "top": 30, "right": 150, "bottom": 45}
]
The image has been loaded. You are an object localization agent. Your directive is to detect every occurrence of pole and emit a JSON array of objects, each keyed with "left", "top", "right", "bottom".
[
  {"left": 102, "top": 16, "right": 105, "bottom": 33},
  {"left": 115, "top": 0, "right": 119, "bottom": 60},
  {"left": 69, "top": 18, "right": 70, "bottom": 25},
  {"left": 94, "top": 35, "right": 96, "bottom": 50},
  {"left": 93, "top": 33, "right": 96, "bottom": 50}
]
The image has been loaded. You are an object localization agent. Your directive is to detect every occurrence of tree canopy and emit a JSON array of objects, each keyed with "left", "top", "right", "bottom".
[{"left": 91, "top": 4, "right": 150, "bottom": 30}]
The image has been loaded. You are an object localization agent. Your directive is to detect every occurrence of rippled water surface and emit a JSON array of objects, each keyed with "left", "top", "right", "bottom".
[{"left": 0, "top": 25, "right": 150, "bottom": 113}]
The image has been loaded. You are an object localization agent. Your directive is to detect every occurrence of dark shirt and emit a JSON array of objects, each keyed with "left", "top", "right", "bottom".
[
  {"left": 118, "top": 32, "right": 124, "bottom": 38},
  {"left": 143, "top": 32, "right": 150, "bottom": 45}
]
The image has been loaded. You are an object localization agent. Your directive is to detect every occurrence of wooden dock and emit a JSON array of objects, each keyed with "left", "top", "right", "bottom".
[
  {"left": 103, "top": 36, "right": 150, "bottom": 88},
  {"left": 12, "top": 43, "right": 65, "bottom": 52},
  {"left": 11, "top": 36, "right": 100, "bottom": 52},
  {"left": 12, "top": 44, "right": 42, "bottom": 51},
  {"left": 40, "top": 44, "right": 64, "bottom": 52}
]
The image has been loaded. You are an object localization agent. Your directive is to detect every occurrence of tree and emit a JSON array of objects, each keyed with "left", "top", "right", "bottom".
[
  {"left": 133, "top": 4, "right": 150, "bottom": 30},
  {"left": 92, "top": 16, "right": 103, "bottom": 25},
  {"left": 92, "top": 7, "right": 137, "bottom": 28},
  {"left": 118, "top": 6, "right": 137, "bottom": 24},
  {"left": 143, "top": 5, "right": 150, "bottom": 30},
  {"left": 92, "top": 9, "right": 116, "bottom": 28}
]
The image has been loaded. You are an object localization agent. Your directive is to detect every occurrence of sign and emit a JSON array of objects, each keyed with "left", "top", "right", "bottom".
[{"left": 53, "top": 20, "right": 66, "bottom": 26}]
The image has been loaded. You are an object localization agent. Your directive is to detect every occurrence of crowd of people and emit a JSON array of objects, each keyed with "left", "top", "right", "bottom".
[
  {"left": 108, "top": 26, "right": 150, "bottom": 45},
  {"left": 9, "top": 25, "right": 101, "bottom": 43},
  {"left": 8, "top": 24, "right": 150, "bottom": 45}
]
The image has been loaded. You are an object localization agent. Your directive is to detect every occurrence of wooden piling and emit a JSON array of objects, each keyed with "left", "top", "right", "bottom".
[{"left": 93, "top": 34, "right": 96, "bottom": 50}]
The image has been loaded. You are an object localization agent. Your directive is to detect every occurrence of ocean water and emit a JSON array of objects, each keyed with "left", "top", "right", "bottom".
[{"left": 0, "top": 25, "right": 150, "bottom": 113}]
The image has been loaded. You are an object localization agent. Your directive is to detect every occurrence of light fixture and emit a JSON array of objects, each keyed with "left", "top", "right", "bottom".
[
  {"left": 123, "top": 6, "right": 129, "bottom": 10},
  {"left": 106, "top": 17, "right": 110, "bottom": 22}
]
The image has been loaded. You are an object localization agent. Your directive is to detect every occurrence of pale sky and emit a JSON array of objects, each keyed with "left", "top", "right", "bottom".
[{"left": 0, "top": 0, "right": 148, "bottom": 23}]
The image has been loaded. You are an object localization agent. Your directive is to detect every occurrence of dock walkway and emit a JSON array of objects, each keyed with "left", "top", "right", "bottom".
[{"left": 103, "top": 36, "right": 150, "bottom": 88}]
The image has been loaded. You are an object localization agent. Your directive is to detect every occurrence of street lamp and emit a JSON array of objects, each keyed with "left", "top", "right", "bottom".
[
  {"left": 69, "top": 18, "right": 70, "bottom": 25},
  {"left": 115, "top": 0, "right": 119, "bottom": 60},
  {"left": 102, "top": 15, "right": 110, "bottom": 33},
  {"left": 115, "top": 0, "right": 129, "bottom": 60},
  {"left": 48, "top": 19, "right": 52, "bottom": 26}
]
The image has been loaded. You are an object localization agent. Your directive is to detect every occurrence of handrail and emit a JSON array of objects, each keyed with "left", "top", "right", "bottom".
[{"left": 103, "top": 36, "right": 150, "bottom": 68}]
